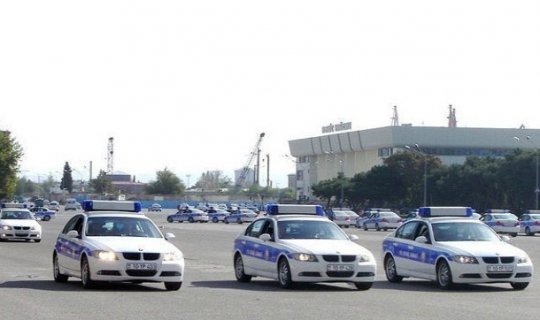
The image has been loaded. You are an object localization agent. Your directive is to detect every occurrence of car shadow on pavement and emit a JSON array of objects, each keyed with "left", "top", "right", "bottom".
[
  {"left": 373, "top": 280, "right": 514, "bottom": 292},
  {"left": 0, "top": 280, "right": 164, "bottom": 292},
  {"left": 190, "top": 280, "right": 366, "bottom": 291}
]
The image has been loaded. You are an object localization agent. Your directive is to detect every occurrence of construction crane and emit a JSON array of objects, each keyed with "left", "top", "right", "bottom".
[{"left": 236, "top": 132, "right": 265, "bottom": 188}]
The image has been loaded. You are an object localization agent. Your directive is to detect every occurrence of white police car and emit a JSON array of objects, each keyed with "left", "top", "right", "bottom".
[
  {"left": 383, "top": 207, "right": 533, "bottom": 290},
  {"left": 519, "top": 210, "right": 540, "bottom": 236},
  {"left": 0, "top": 205, "right": 42, "bottom": 242},
  {"left": 233, "top": 204, "right": 376, "bottom": 290},
  {"left": 52, "top": 200, "right": 184, "bottom": 290},
  {"left": 480, "top": 210, "right": 520, "bottom": 237}
]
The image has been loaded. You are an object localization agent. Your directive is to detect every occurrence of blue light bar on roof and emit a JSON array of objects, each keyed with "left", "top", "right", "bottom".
[
  {"left": 266, "top": 204, "right": 325, "bottom": 216},
  {"left": 1, "top": 203, "right": 28, "bottom": 209},
  {"left": 486, "top": 209, "right": 510, "bottom": 213},
  {"left": 418, "top": 206, "right": 473, "bottom": 218},
  {"left": 83, "top": 200, "right": 142, "bottom": 213}
]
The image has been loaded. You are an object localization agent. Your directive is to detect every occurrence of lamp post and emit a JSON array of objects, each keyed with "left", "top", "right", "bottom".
[
  {"left": 339, "top": 159, "right": 345, "bottom": 208},
  {"left": 514, "top": 136, "right": 539, "bottom": 210},
  {"left": 405, "top": 144, "right": 427, "bottom": 207}
]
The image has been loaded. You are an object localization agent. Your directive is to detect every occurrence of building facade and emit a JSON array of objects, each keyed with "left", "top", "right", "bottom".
[{"left": 288, "top": 125, "right": 540, "bottom": 200}]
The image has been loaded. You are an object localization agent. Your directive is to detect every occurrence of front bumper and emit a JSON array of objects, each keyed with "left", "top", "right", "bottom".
[
  {"left": 289, "top": 258, "right": 376, "bottom": 283},
  {"left": 449, "top": 260, "right": 533, "bottom": 284},
  {"left": 89, "top": 256, "right": 184, "bottom": 283},
  {"left": 0, "top": 230, "right": 41, "bottom": 240},
  {"left": 492, "top": 226, "right": 520, "bottom": 234}
]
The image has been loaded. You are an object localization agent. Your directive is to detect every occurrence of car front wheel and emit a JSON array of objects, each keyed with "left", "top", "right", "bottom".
[
  {"left": 81, "top": 256, "right": 95, "bottom": 289},
  {"left": 234, "top": 254, "right": 252, "bottom": 282},
  {"left": 511, "top": 282, "right": 529, "bottom": 290},
  {"left": 353, "top": 282, "right": 372, "bottom": 290},
  {"left": 436, "top": 260, "right": 453, "bottom": 290},
  {"left": 384, "top": 255, "right": 403, "bottom": 283},
  {"left": 278, "top": 258, "right": 293, "bottom": 289},
  {"left": 164, "top": 282, "right": 182, "bottom": 290},
  {"left": 53, "top": 253, "right": 68, "bottom": 282}
]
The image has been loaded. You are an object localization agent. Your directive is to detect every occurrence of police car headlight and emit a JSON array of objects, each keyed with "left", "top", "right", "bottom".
[
  {"left": 453, "top": 255, "right": 478, "bottom": 264},
  {"left": 92, "top": 250, "right": 118, "bottom": 261},
  {"left": 1, "top": 225, "right": 12, "bottom": 230},
  {"left": 292, "top": 253, "right": 318, "bottom": 262},
  {"left": 358, "top": 254, "right": 372, "bottom": 263},
  {"left": 517, "top": 256, "right": 529, "bottom": 264},
  {"left": 163, "top": 251, "right": 183, "bottom": 262}
]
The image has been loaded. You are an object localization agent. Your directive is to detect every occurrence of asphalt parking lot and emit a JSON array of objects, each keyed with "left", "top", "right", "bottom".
[{"left": 1, "top": 208, "right": 538, "bottom": 320}]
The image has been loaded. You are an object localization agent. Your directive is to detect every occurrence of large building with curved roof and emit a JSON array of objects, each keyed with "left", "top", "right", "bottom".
[{"left": 288, "top": 125, "right": 540, "bottom": 200}]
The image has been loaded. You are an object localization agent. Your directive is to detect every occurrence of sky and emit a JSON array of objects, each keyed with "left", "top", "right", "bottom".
[{"left": 1, "top": 0, "right": 539, "bottom": 188}]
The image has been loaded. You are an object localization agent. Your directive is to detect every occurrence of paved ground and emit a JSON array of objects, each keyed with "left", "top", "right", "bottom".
[{"left": 1, "top": 208, "right": 538, "bottom": 320}]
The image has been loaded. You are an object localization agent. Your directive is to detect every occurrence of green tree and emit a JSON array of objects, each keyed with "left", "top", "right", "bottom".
[
  {"left": 90, "top": 170, "right": 113, "bottom": 195},
  {"left": 60, "top": 162, "right": 73, "bottom": 193},
  {"left": 0, "top": 131, "right": 23, "bottom": 200},
  {"left": 146, "top": 168, "right": 185, "bottom": 195},
  {"left": 15, "top": 177, "right": 36, "bottom": 196},
  {"left": 194, "top": 170, "right": 232, "bottom": 190}
]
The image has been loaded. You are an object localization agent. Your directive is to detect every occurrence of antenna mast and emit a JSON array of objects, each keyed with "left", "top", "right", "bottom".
[{"left": 391, "top": 106, "right": 399, "bottom": 126}]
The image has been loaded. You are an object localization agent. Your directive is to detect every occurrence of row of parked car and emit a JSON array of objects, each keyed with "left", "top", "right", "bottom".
[{"left": 326, "top": 207, "right": 540, "bottom": 236}]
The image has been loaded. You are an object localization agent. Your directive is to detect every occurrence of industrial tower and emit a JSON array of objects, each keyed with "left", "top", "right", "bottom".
[
  {"left": 447, "top": 105, "right": 457, "bottom": 128},
  {"left": 391, "top": 106, "right": 399, "bottom": 126},
  {"left": 236, "top": 132, "right": 265, "bottom": 187},
  {"left": 107, "top": 137, "right": 114, "bottom": 174}
]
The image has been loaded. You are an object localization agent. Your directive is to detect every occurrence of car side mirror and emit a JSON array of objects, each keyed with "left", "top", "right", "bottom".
[
  {"left": 349, "top": 234, "right": 359, "bottom": 241},
  {"left": 259, "top": 233, "right": 272, "bottom": 242},
  {"left": 165, "top": 232, "right": 176, "bottom": 240},
  {"left": 67, "top": 230, "right": 79, "bottom": 238},
  {"left": 415, "top": 236, "right": 429, "bottom": 244}
]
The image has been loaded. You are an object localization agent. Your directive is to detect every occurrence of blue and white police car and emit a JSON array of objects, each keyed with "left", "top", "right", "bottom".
[
  {"left": 224, "top": 208, "right": 258, "bottom": 224},
  {"left": 166, "top": 208, "right": 209, "bottom": 223},
  {"left": 383, "top": 207, "right": 533, "bottom": 290},
  {"left": 233, "top": 204, "right": 376, "bottom": 290},
  {"left": 208, "top": 209, "right": 230, "bottom": 223},
  {"left": 0, "top": 204, "right": 42, "bottom": 242},
  {"left": 480, "top": 209, "right": 520, "bottom": 237},
  {"left": 361, "top": 210, "right": 402, "bottom": 231},
  {"left": 30, "top": 206, "right": 56, "bottom": 221},
  {"left": 52, "top": 200, "right": 184, "bottom": 290},
  {"left": 519, "top": 210, "right": 540, "bottom": 236}
]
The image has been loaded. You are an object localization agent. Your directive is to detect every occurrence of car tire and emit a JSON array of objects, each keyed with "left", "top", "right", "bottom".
[
  {"left": 375, "top": 224, "right": 380, "bottom": 231},
  {"left": 34, "top": 239, "right": 41, "bottom": 243},
  {"left": 363, "top": 224, "right": 368, "bottom": 231},
  {"left": 234, "top": 254, "right": 252, "bottom": 282},
  {"left": 188, "top": 217, "right": 194, "bottom": 223},
  {"left": 436, "top": 260, "right": 453, "bottom": 290},
  {"left": 53, "top": 253, "right": 68, "bottom": 282},
  {"left": 511, "top": 233, "right": 518, "bottom": 237},
  {"left": 525, "top": 227, "right": 534, "bottom": 236},
  {"left": 81, "top": 256, "right": 95, "bottom": 289},
  {"left": 167, "top": 217, "right": 173, "bottom": 223},
  {"left": 224, "top": 219, "right": 229, "bottom": 224},
  {"left": 212, "top": 217, "right": 219, "bottom": 223},
  {"left": 43, "top": 215, "right": 51, "bottom": 221},
  {"left": 237, "top": 218, "right": 242, "bottom": 224},
  {"left": 384, "top": 255, "right": 403, "bottom": 283},
  {"left": 353, "top": 282, "right": 373, "bottom": 290},
  {"left": 278, "top": 258, "right": 293, "bottom": 289},
  {"left": 164, "top": 282, "right": 182, "bottom": 291},
  {"left": 511, "top": 282, "right": 529, "bottom": 290}
]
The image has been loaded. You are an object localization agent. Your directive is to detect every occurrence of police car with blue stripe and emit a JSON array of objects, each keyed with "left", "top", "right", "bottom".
[
  {"left": 383, "top": 207, "right": 533, "bottom": 290},
  {"left": 52, "top": 200, "right": 184, "bottom": 290},
  {"left": 479, "top": 209, "right": 520, "bottom": 237},
  {"left": 233, "top": 204, "right": 376, "bottom": 290},
  {"left": 519, "top": 210, "right": 540, "bottom": 236}
]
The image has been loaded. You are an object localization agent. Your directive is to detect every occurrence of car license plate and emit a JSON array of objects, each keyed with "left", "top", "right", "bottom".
[
  {"left": 126, "top": 263, "right": 156, "bottom": 270},
  {"left": 487, "top": 265, "right": 513, "bottom": 272},
  {"left": 327, "top": 264, "right": 354, "bottom": 272}
]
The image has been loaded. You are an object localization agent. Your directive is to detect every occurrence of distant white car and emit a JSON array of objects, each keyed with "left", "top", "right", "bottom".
[
  {"left": 148, "top": 203, "right": 162, "bottom": 212},
  {"left": 0, "top": 208, "right": 42, "bottom": 242},
  {"left": 65, "top": 199, "right": 81, "bottom": 211}
]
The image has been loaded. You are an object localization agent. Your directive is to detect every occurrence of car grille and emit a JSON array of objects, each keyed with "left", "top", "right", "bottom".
[
  {"left": 486, "top": 273, "right": 512, "bottom": 279},
  {"left": 482, "top": 257, "right": 514, "bottom": 264},
  {"left": 322, "top": 255, "right": 356, "bottom": 262},
  {"left": 326, "top": 271, "right": 355, "bottom": 278},
  {"left": 122, "top": 252, "right": 160, "bottom": 261},
  {"left": 14, "top": 226, "right": 30, "bottom": 230},
  {"left": 126, "top": 270, "right": 158, "bottom": 277}
]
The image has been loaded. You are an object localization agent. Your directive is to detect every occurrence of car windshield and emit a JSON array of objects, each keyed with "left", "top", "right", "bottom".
[
  {"left": 493, "top": 214, "right": 517, "bottom": 220},
  {"left": 432, "top": 222, "right": 500, "bottom": 242},
  {"left": 277, "top": 220, "right": 349, "bottom": 240},
  {"left": 86, "top": 216, "right": 162, "bottom": 238},
  {"left": 0, "top": 210, "right": 34, "bottom": 220}
]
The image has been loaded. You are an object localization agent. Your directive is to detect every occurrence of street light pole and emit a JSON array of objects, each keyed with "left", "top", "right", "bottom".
[
  {"left": 405, "top": 144, "right": 427, "bottom": 207},
  {"left": 339, "top": 159, "right": 344, "bottom": 208}
]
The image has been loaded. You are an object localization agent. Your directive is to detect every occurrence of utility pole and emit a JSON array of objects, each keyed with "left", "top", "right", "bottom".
[{"left": 266, "top": 154, "right": 270, "bottom": 188}]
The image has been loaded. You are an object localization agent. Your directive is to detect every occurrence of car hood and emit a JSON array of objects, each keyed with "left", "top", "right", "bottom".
[
  {"left": 436, "top": 241, "right": 527, "bottom": 257},
  {"left": 0, "top": 219, "right": 40, "bottom": 228},
  {"left": 280, "top": 239, "right": 372, "bottom": 256},
  {"left": 87, "top": 237, "right": 180, "bottom": 253}
]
